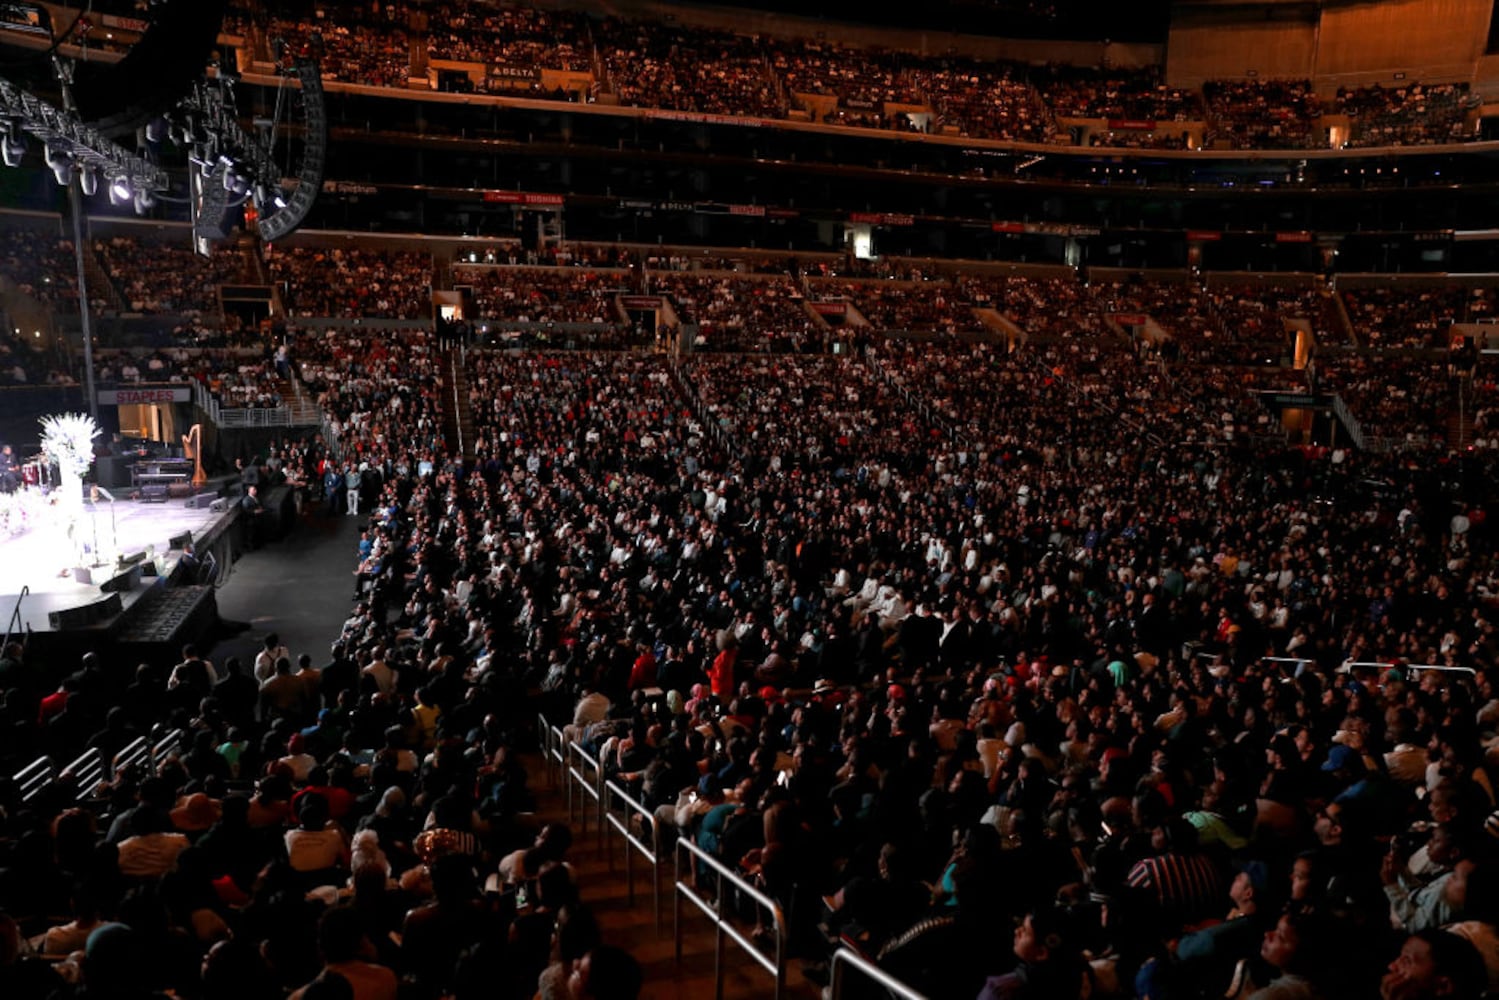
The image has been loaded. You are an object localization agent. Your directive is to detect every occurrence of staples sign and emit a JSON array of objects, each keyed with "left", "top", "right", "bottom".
[{"left": 100, "top": 387, "right": 190, "bottom": 405}]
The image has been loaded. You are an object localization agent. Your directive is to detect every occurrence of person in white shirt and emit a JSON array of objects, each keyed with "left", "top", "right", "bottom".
[
  {"left": 361, "top": 648, "right": 398, "bottom": 695},
  {"left": 285, "top": 794, "right": 350, "bottom": 876},
  {"left": 116, "top": 808, "right": 189, "bottom": 879},
  {"left": 563, "top": 684, "right": 611, "bottom": 744},
  {"left": 278, "top": 733, "right": 319, "bottom": 784},
  {"left": 255, "top": 633, "right": 291, "bottom": 684}
]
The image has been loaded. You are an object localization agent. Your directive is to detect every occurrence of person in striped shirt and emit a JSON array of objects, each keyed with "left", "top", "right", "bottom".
[{"left": 1126, "top": 816, "right": 1229, "bottom": 929}]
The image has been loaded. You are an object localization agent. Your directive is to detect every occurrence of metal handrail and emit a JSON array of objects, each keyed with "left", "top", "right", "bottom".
[
  {"left": 673, "top": 836, "right": 787, "bottom": 1000},
  {"left": 1338, "top": 659, "right": 1477, "bottom": 679},
  {"left": 831, "top": 946, "right": 929, "bottom": 1000},
  {"left": 1340, "top": 660, "right": 1396, "bottom": 672},
  {"left": 537, "top": 712, "right": 556, "bottom": 787},
  {"left": 1261, "top": 656, "right": 1312, "bottom": 677},
  {"left": 152, "top": 728, "right": 183, "bottom": 765},
  {"left": 113, "top": 736, "right": 149, "bottom": 776},
  {"left": 63, "top": 746, "right": 103, "bottom": 801},
  {"left": 16, "top": 755, "right": 54, "bottom": 803},
  {"left": 550, "top": 722, "right": 567, "bottom": 784},
  {"left": 604, "top": 779, "right": 663, "bottom": 932},
  {"left": 566, "top": 740, "right": 604, "bottom": 845},
  {"left": 3, "top": 584, "right": 29, "bottom": 652},
  {"left": 449, "top": 347, "right": 466, "bottom": 461},
  {"left": 1397, "top": 662, "right": 1477, "bottom": 678}
]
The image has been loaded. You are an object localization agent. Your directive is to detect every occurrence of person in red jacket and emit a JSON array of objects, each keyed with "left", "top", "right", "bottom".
[{"left": 707, "top": 641, "right": 738, "bottom": 702}]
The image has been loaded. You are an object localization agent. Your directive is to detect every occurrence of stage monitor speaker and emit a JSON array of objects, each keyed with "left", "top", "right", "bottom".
[
  {"left": 209, "top": 498, "right": 230, "bottom": 512},
  {"left": 100, "top": 565, "right": 143, "bottom": 594},
  {"left": 118, "top": 551, "right": 148, "bottom": 567},
  {"left": 72, "top": 566, "right": 94, "bottom": 585},
  {"left": 184, "top": 492, "right": 218, "bottom": 510},
  {"left": 169, "top": 532, "right": 194, "bottom": 550},
  {"left": 48, "top": 593, "right": 124, "bottom": 630}
]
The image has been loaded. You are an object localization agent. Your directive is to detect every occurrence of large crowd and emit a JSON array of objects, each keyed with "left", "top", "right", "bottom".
[
  {"left": 275, "top": 3, "right": 415, "bottom": 89},
  {"left": 267, "top": 247, "right": 434, "bottom": 321},
  {"left": 6, "top": 227, "right": 1499, "bottom": 1000},
  {"left": 0, "top": 229, "right": 80, "bottom": 311},
  {"left": 93, "top": 237, "right": 245, "bottom": 319},
  {"left": 429, "top": 0, "right": 592, "bottom": 75},
  {"left": 234, "top": 2, "right": 1477, "bottom": 150},
  {"left": 652, "top": 273, "right": 820, "bottom": 353},
  {"left": 1342, "top": 287, "right": 1497, "bottom": 350},
  {"left": 457, "top": 265, "right": 629, "bottom": 329},
  {"left": 1336, "top": 83, "right": 1473, "bottom": 149},
  {"left": 595, "top": 20, "right": 782, "bottom": 118}
]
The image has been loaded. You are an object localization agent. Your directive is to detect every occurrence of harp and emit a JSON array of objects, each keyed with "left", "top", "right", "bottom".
[{"left": 182, "top": 423, "right": 207, "bottom": 488}]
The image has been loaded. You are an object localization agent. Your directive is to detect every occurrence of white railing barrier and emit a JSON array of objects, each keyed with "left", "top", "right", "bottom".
[
  {"left": 566, "top": 740, "right": 605, "bottom": 849},
  {"left": 63, "top": 747, "right": 103, "bottom": 801},
  {"left": 604, "top": 779, "right": 663, "bottom": 933},
  {"left": 152, "top": 728, "right": 183, "bottom": 766},
  {"left": 1262, "top": 656, "right": 1313, "bottom": 678},
  {"left": 1338, "top": 660, "right": 1476, "bottom": 680},
  {"left": 673, "top": 836, "right": 787, "bottom": 1000},
  {"left": 549, "top": 723, "right": 567, "bottom": 787},
  {"left": 1404, "top": 663, "right": 1478, "bottom": 678},
  {"left": 831, "top": 946, "right": 929, "bottom": 1000},
  {"left": 16, "top": 756, "right": 54, "bottom": 803},
  {"left": 113, "top": 736, "right": 149, "bottom": 777},
  {"left": 537, "top": 712, "right": 558, "bottom": 787}
]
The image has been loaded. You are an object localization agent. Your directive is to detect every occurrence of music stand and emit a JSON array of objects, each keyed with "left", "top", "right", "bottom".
[{"left": 87, "top": 485, "right": 119, "bottom": 567}]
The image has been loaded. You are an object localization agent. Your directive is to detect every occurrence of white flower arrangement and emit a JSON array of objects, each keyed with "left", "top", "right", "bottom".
[{"left": 38, "top": 413, "right": 100, "bottom": 480}]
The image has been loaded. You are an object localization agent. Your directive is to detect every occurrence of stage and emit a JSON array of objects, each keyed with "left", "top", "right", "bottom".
[{"left": 0, "top": 483, "right": 247, "bottom": 665}]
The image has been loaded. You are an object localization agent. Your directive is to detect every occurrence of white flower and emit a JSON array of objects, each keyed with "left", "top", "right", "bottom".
[{"left": 38, "top": 412, "right": 100, "bottom": 479}]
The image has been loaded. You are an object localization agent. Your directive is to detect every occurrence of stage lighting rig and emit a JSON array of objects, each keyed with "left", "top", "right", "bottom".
[
  {"left": 0, "top": 74, "right": 169, "bottom": 211},
  {"left": 172, "top": 55, "right": 326, "bottom": 246}
]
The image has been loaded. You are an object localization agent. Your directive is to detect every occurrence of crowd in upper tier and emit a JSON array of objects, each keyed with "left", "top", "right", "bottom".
[
  {"left": 210, "top": 1, "right": 1479, "bottom": 150},
  {"left": 92, "top": 237, "right": 246, "bottom": 319}
]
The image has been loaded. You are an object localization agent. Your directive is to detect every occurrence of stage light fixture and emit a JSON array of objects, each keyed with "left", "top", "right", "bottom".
[
  {"left": 108, "top": 175, "right": 132, "bottom": 205},
  {"left": 44, "top": 144, "right": 71, "bottom": 186},
  {"left": 1, "top": 129, "right": 22, "bottom": 167},
  {"left": 133, "top": 188, "right": 154, "bottom": 215},
  {"left": 79, "top": 165, "right": 98, "bottom": 196},
  {"left": 221, "top": 165, "right": 249, "bottom": 196}
]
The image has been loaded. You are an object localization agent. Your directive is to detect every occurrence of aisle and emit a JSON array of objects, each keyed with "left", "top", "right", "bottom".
[
  {"left": 206, "top": 497, "right": 363, "bottom": 671},
  {"left": 523, "top": 749, "right": 824, "bottom": 1000}
]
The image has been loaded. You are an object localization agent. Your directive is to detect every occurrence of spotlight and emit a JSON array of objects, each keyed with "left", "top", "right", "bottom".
[
  {"left": 144, "top": 116, "right": 167, "bottom": 144},
  {"left": 108, "top": 175, "right": 132, "bottom": 205},
  {"left": 1, "top": 130, "right": 23, "bottom": 168},
  {"left": 43, "top": 144, "right": 71, "bottom": 186},
  {"left": 79, "top": 165, "right": 98, "bottom": 196},
  {"left": 223, "top": 167, "right": 249, "bottom": 196},
  {"left": 133, "top": 189, "right": 154, "bottom": 215}
]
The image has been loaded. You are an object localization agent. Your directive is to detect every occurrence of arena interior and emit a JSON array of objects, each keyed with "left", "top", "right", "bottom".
[{"left": 4, "top": 1, "right": 1499, "bottom": 998}]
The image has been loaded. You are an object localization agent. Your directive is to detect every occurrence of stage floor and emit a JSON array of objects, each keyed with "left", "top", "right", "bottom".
[{"left": 0, "top": 489, "right": 239, "bottom": 635}]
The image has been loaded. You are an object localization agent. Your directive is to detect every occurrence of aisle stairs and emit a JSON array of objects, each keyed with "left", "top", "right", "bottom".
[
  {"left": 445, "top": 347, "right": 476, "bottom": 465},
  {"left": 522, "top": 730, "right": 824, "bottom": 1000}
]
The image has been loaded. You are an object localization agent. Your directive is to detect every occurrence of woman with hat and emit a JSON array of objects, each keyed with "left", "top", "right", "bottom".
[{"left": 169, "top": 793, "right": 221, "bottom": 841}]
